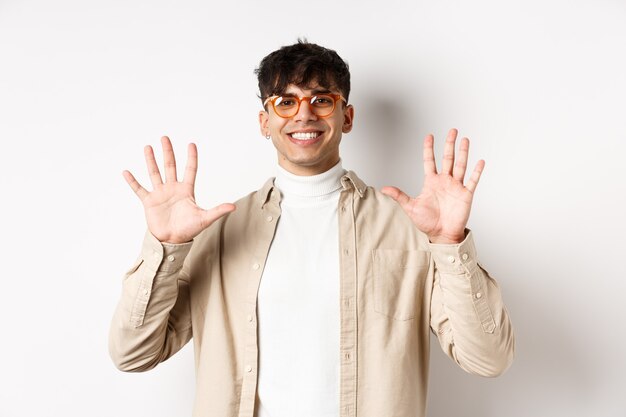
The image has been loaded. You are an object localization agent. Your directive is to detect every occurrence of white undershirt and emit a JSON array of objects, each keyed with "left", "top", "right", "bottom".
[{"left": 255, "top": 161, "right": 345, "bottom": 417}]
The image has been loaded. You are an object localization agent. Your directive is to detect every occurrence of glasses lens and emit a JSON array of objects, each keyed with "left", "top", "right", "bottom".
[
  {"left": 273, "top": 96, "right": 298, "bottom": 117},
  {"left": 310, "top": 95, "right": 335, "bottom": 117}
]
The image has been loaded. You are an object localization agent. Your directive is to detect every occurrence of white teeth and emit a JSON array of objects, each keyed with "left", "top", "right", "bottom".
[{"left": 290, "top": 132, "right": 319, "bottom": 140}]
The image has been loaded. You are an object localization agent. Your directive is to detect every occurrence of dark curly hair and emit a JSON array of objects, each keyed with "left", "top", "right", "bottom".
[{"left": 255, "top": 39, "right": 351, "bottom": 107}]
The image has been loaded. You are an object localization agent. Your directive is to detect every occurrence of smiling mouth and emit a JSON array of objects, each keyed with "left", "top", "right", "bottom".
[{"left": 289, "top": 131, "right": 322, "bottom": 140}]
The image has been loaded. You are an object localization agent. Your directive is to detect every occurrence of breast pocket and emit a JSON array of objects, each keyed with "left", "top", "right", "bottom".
[{"left": 372, "top": 249, "right": 430, "bottom": 321}]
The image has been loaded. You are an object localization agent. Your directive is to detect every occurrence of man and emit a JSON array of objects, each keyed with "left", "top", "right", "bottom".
[{"left": 109, "top": 40, "right": 515, "bottom": 417}]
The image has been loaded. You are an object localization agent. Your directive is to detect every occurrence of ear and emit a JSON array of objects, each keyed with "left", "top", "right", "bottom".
[
  {"left": 259, "top": 111, "right": 269, "bottom": 136},
  {"left": 342, "top": 104, "right": 354, "bottom": 134}
]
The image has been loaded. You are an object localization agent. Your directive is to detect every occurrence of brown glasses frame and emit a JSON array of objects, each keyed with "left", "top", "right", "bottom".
[{"left": 263, "top": 93, "right": 347, "bottom": 118}]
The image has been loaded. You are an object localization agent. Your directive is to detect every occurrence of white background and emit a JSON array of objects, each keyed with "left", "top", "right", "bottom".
[{"left": 1, "top": 0, "right": 625, "bottom": 416}]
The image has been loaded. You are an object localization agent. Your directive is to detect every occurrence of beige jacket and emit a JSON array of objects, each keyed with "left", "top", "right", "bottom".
[{"left": 109, "top": 170, "right": 515, "bottom": 417}]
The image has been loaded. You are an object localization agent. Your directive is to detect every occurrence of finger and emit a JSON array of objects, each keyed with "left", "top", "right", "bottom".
[
  {"left": 441, "top": 128, "right": 458, "bottom": 175},
  {"left": 122, "top": 170, "right": 148, "bottom": 200},
  {"left": 453, "top": 137, "right": 470, "bottom": 181},
  {"left": 161, "top": 136, "right": 178, "bottom": 183},
  {"left": 144, "top": 145, "right": 163, "bottom": 188},
  {"left": 423, "top": 134, "right": 437, "bottom": 175},
  {"left": 381, "top": 186, "right": 412, "bottom": 209},
  {"left": 200, "top": 203, "right": 237, "bottom": 229},
  {"left": 183, "top": 143, "right": 198, "bottom": 186},
  {"left": 466, "top": 160, "right": 485, "bottom": 193}
]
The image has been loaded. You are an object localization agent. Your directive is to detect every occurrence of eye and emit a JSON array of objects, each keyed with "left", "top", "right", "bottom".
[
  {"left": 275, "top": 97, "right": 297, "bottom": 107},
  {"left": 312, "top": 96, "right": 333, "bottom": 106}
]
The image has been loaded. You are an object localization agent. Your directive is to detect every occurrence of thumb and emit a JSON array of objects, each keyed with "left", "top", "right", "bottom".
[
  {"left": 201, "top": 203, "right": 237, "bottom": 228},
  {"left": 381, "top": 186, "right": 411, "bottom": 207}
]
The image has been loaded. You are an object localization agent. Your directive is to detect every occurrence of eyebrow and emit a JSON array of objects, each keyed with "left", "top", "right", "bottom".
[{"left": 280, "top": 88, "right": 333, "bottom": 96}]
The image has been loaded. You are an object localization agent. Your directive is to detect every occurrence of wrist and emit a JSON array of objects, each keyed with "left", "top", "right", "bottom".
[
  {"left": 152, "top": 231, "right": 192, "bottom": 245},
  {"left": 428, "top": 232, "right": 465, "bottom": 245},
  {"left": 160, "top": 236, "right": 193, "bottom": 245}
]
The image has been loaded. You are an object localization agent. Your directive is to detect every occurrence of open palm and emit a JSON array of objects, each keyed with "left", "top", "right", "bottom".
[
  {"left": 123, "top": 136, "right": 236, "bottom": 244},
  {"left": 382, "top": 129, "right": 484, "bottom": 244}
]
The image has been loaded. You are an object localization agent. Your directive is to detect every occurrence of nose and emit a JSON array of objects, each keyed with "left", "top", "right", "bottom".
[{"left": 293, "top": 98, "right": 318, "bottom": 122}]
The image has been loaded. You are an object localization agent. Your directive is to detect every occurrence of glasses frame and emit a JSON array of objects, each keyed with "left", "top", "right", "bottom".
[{"left": 263, "top": 93, "right": 347, "bottom": 118}]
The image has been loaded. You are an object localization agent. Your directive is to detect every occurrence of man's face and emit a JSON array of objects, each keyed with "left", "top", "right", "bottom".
[{"left": 259, "top": 83, "right": 354, "bottom": 176}]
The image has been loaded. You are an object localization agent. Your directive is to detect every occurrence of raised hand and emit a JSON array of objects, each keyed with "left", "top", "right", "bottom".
[
  {"left": 381, "top": 128, "right": 484, "bottom": 244},
  {"left": 123, "top": 136, "right": 236, "bottom": 244}
]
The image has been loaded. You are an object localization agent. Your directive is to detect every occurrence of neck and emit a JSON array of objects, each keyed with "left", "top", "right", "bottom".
[{"left": 277, "top": 157, "right": 340, "bottom": 176}]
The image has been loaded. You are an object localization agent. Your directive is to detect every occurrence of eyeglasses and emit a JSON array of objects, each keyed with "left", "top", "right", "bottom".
[{"left": 263, "top": 93, "right": 347, "bottom": 118}]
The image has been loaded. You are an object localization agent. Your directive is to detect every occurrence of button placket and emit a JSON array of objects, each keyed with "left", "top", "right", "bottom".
[
  {"left": 338, "top": 190, "right": 357, "bottom": 417},
  {"left": 235, "top": 196, "right": 281, "bottom": 416},
  {"left": 468, "top": 268, "right": 496, "bottom": 333}
]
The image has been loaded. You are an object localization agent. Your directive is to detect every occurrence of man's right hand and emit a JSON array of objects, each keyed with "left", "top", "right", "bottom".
[{"left": 123, "top": 136, "right": 236, "bottom": 244}]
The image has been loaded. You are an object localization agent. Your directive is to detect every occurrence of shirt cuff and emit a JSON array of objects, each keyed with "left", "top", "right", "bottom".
[
  {"left": 428, "top": 229, "right": 479, "bottom": 274},
  {"left": 140, "top": 230, "right": 194, "bottom": 273}
]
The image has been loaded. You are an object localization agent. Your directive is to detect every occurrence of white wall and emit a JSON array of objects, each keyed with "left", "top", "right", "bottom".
[{"left": 1, "top": 0, "right": 624, "bottom": 416}]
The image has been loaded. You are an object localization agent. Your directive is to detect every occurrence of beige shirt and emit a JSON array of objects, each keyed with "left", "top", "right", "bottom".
[{"left": 109, "top": 170, "right": 515, "bottom": 417}]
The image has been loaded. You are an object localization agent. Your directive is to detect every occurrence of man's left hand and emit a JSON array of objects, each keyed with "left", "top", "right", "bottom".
[{"left": 381, "top": 128, "right": 484, "bottom": 244}]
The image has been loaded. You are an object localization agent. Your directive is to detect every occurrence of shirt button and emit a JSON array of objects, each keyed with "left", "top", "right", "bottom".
[
  {"left": 266, "top": 215, "right": 273, "bottom": 222},
  {"left": 447, "top": 255, "right": 456, "bottom": 264},
  {"left": 247, "top": 315, "right": 253, "bottom": 322},
  {"left": 252, "top": 263, "right": 260, "bottom": 270},
  {"left": 143, "top": 289, "right": 149, "bottom": 296},
  {"left": 475, "top": 292, "right": 483, "bottom": 299},
  {"left": 245, "top": 365, "right": 253, "bottom": 373},
  {"left": 167, "top": 255, "right": 175, "bottom": 262},
  {"left": 462, "top": 253, "right": 469, "bottom": 261}
]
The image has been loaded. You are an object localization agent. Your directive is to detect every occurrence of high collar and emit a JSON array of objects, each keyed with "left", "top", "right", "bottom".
[
  {"left": 274, "top": 161, "right": 345, "bottom": 199},
  {"left": 258, "top": 168, "right": 367, "bottom": 209}
]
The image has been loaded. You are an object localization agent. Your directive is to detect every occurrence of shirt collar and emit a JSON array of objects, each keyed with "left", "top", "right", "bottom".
[{"left": 341, "top": 170, "right": 366, "bottom": 198}]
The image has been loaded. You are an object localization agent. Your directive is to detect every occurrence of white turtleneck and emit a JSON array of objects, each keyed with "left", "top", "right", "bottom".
[{"left": 255, "top": 161, "right": 345, "bottom": 417}]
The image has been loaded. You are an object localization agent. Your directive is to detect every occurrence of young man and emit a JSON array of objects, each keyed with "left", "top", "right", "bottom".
[{"left": 110, "top": 41, "right": 515, "bottom": 417}]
